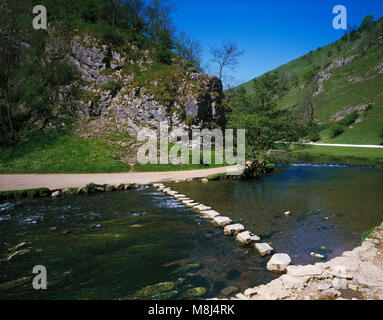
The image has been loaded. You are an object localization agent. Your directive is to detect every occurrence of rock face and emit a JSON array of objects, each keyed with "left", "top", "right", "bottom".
[
  {"left": 266, "top": 253, "right": 292, "bottom": 272},
  {"left": 67, "top": 35, "right": 225, "bottom": 136}
]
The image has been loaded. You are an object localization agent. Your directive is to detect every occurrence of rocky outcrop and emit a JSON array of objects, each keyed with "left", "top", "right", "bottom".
[
  {"left": 314, "top": 54, "right": 360, "bottom": 97},
  {"left": 67, "top": 35, "right": 225, "bottom": 136}
]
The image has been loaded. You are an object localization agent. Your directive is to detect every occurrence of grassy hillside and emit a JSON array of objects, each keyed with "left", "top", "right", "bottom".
[{"left": 240, "top": 17, "right": 383, "bottom": 146}]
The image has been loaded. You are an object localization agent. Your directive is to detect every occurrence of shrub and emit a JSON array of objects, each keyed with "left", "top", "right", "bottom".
[
  {"left": 155, "top": 46, "right": 173, "bottom": 64},
  {"left": 338, "top": 111, "right": 358, "bottom": 126},
  {"left": 100, "top": 26, "right": 125, "bottom": 47},
  {"left": 330, "top": 123, "right": 344, "bottom": 138}
]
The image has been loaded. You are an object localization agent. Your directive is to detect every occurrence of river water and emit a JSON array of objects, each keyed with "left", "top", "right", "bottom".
[{"left": 1, "top": 164, "right": 382, "bottom": 299}]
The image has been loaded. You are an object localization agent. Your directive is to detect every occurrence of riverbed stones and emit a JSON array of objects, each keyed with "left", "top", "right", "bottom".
[
  {"left": 236, "top": 231, "right": 260, "bottom": 245},
  {"left": 212, "top": 216, "right": 232, "bottom": 227},
  {"left": 266, "top": 253, "right": 292, "bottom": 272},
  {"left": 182, "top": 200, "right": 194, "bottom": 205},
  {"left": 173, "top": 194, "right": 186, "bottom": 199},
  {"left": 224, "top": 224, "right": 245, "bottom": 236},
  {"left": 254, "top": 243, "right": 274, "bottom": 256},
  {"left": 200, "top": 210, "right": 220, "bottom": 219}
]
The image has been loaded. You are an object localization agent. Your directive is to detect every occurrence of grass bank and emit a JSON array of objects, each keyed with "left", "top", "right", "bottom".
[
  {"left": 286, "top": 145, "right": 383, "bottom": 167},
  {"left": 0, "top": 131, "right": 132, "bottom": 174}
]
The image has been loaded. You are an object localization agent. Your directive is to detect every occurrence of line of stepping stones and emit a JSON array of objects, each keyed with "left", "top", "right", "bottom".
[{"left": 152, "top": 183, "right": 292, "bottom": 272}]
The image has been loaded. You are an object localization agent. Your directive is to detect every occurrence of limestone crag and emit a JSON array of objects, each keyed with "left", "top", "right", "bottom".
[{"left": 67, "top": 35, "right": 225, "bottom": 136}]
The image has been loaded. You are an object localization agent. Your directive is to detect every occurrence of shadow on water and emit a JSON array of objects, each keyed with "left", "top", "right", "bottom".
[{"left": 1, "top": 164, "right": 382, "bottom": 299}]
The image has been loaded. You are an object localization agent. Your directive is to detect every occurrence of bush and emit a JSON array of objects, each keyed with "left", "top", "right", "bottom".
[
  {"left": 100, "top": 26, "right": 125, "bottom": 47},
  {"left": 330, "top": 123, "right": 344, "bottom": 138},
  {"left": 338, "top": 111, "right": 358, "bottom": 126},
  {"left": 155, "top": 46, "right": 173, "bottom": 64}
]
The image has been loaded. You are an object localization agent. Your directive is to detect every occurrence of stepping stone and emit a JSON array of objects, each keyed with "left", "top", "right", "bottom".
[
  {"left": 266, "top": 253, "right": 291, "bottom": 272},
  {"left": 174, "top": 194, "right": 186, "bottom": 199},
  {"left": 158, "top": 186, "right": 166, "bottom": 191},
  {"left": 212, "top": 216, "right": 232, "bottom": 227},
  {"left": 182, "top": 200, "right": 194, "bottom": 204},
  {"left": 224, "top": 224, "right": 245, "bottom": 236},
  {"left": 177, "top": 197, "right": 190, "bottom": 201},
  {"left": 153, "top": 184, "right": 163, "bottom": 187},
  {"left": 185, "top": 202, "right": 199, "bottom": 207},
  {"left": 200, "top": 210, "right": 220, "bottom": 219},
  {"left": 236, "top": 231, "right": 260, "bottom": 245},
  {"left": 193, "top": 204, "right": 212, "bottom": 211},
  {"left": 254, "top": 243, "right": 274, "bottom": 256}
]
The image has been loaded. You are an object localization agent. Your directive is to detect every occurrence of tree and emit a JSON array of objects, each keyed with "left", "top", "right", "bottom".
[
  {"left": 123, "top": 0, "right": 146, "bottom": 33},
  {"left": 145, "top": 0, "right": 175, "bottom": 48},
  {"left": 174, "top": 31, "right": 202, "bottom": 69},
  {"left": 228, "top": 74, "right": 304, "bottom": 178},
  {"left": 360, "top": 15, "right": 374, "bottom": 30},
  {"left": 209, "top": 41, "right": 244, "bottom": 80}
]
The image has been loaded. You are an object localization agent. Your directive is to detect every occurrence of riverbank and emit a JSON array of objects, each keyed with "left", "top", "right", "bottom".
[
  {"left": 229, "top": 222, "right": 383, "bottom": 300},
  {"left": 272, "top": 145, "right": 383, "bottom": 168},
  {"left": 0, "top": 165, "right": 240, "bottom": 191}
]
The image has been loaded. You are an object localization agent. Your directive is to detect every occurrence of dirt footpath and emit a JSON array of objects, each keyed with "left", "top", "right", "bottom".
[{"left": 0, "top": 165, "right": 240, "bottom": 191}]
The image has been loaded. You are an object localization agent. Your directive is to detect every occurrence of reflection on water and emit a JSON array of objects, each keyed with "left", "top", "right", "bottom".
[{"left": 0, "top": 164, "right": 382, "bottom": 299}]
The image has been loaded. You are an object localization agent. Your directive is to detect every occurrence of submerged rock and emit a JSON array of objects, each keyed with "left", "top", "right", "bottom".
[
  {"left": 175, "top": 263, "right": 201, "bottom": 273},
  {"left": 133, "top": 282, "right": 175, "bottom": 299},
  {"left": 184, "top": 287, "right": 206, "bottom": 298},
  {"left": 220, "top": 286, "right": 239, "bottom": 296},
  {"left": 266, "top": 253, "right": 292, "bottom": 272}
]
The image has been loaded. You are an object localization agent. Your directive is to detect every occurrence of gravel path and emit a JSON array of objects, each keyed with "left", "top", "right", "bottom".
[{"left": 0, "top": 165, "right": 240, "bottom": 191}]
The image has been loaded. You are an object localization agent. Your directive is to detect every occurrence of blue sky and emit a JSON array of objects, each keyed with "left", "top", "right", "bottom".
[{"left": 172, "top": 0, "right": 383, "bottom": 87}]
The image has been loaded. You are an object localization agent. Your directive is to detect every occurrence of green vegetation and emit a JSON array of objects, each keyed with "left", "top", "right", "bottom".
[
  {"left": 361, "top": 227, "right": 377, "bottom": 244},
  {"left": 236, "top": 16, "right": 383, "bottom": 147},
  {"left": 0, "top": 188, "right": 51, "bottom": 200},
  {"left": 289, "top": 145, "right": 383, "bottom": 167},
  {"left": 227, "top": 73, "right": 305, "bottom": 177},
  {"left": 0, "top": 131, "right": 131, "bottom": 173}
]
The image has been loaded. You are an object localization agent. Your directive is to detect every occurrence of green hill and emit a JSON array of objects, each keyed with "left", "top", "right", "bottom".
[{"left": 239, "top": 16, "right": 383, "bottom": 146}]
